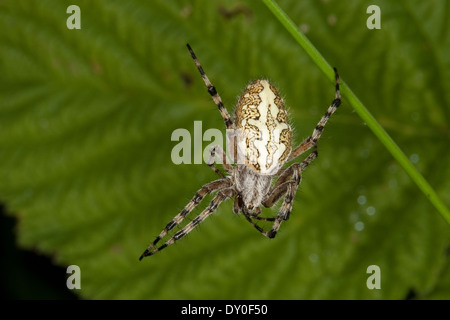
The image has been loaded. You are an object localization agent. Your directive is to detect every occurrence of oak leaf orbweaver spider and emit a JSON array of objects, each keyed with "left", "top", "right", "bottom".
[{"left": 139, "top": 44, "right": 341, "bottom": 260}]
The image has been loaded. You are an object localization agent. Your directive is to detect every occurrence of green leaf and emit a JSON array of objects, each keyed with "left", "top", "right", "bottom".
[{"left": 1, "top": 0, "right": 449, "bottom": 299}]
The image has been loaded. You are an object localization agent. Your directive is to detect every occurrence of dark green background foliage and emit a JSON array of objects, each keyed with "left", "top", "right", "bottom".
[{"left": 0, "top": 0, "right": 449, "bottom": 299}]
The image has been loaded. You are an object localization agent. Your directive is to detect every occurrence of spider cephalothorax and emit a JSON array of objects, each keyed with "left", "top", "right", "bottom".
[{"left": 139, "top": 44, "right": 341, "bottom": 260}]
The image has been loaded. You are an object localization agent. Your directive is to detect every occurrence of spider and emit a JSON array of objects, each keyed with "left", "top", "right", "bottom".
[{"left": 139, "top": 44, "right": 341, "bottom": 260}]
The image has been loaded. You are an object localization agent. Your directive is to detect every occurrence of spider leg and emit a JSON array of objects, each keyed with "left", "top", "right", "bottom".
[
  {"left": 140, "top": 187, "right": 236, "bottom": 258},
  {"left": 262, "top": 181, "right": 297, "bottom": 211},
  {"left": 207, "top": 145, "right": 233, "bottom": 178},
  {"left": 139, "top": 178, "right": 231, "bottom": 260},
  {"left": 234, "top": 197, "right": 275, "bottom": 221},
  {"left": 243, "top": 181, "right": 297, "bottom": 238},
  {"left": 245, "top": 150, "right": 318, "bottom": 238},
  {"left": 266, "top": 149, "right": 318, "bottom": 214},
  {"left": 273, "top": 145, "right": 318, "bottom": 191},
  {"left": 288, "top": 67, "right": 341, "bottom": 162},
  {"left": 252, "top": 217, "right": 276, "bottom": 221},
  {"left": 187, "top": 43, "right": 233, "bottom": 129},
  {"left": 233, "top": 194, "right": 242, "bottom": 214}
]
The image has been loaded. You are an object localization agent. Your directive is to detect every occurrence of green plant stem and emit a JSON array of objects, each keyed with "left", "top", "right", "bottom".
[{"left": 262, "top": 0, "right": 450, "bottom": 225}]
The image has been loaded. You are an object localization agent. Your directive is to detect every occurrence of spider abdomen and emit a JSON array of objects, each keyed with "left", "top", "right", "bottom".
[{"left": 234, "top": 79, "right": 292, "bottom": 175}]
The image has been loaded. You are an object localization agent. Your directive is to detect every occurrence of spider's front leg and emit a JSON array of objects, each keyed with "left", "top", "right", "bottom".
[
  {"left": 139, "top": 178, "right": 232, "bottom": 260},
  {"left": 245, "top": 149, "right": 318, "bottom": 238},
  {"left": 140, "top": 186, "right": 236, "bottom": 259}
]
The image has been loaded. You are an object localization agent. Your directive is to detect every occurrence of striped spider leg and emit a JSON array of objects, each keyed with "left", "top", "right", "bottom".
[
  {"left": 139, "top": 146, "right": 235, "bottom": 259},
  {"left": 139, "top": 178, "right": 235, "bottom": 259}
]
